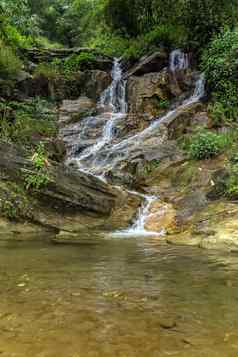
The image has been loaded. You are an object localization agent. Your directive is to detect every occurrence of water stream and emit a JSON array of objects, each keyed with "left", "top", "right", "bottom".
[{"left": 71, "top": 50, "right": 205, "bottom": 236}]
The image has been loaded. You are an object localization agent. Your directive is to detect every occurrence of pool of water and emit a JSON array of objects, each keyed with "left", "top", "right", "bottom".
[{"left": 0, "top": 235, "right": 238, "bottom": 356}]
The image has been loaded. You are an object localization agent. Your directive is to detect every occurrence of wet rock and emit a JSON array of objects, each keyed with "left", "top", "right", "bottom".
[
  {"left": 18, "top": 69, "right": 111, "bottom": 102},
  {"left": 159, "top": 318, "right": 177, "bottom": 329},
  {"left": 0, "top": 217, "right": 50, "bottom": 237},
  {"left": 0, "top": 141, "right": 140, "bottom": 235},
  {"left": 124, "top": 50, "right": 168, "bottom": 78},
  {"left": 59, "top": 97, "right": 97, "bottom": 127},
  {"left": 83, "top": 70, "right": 112, "bottom": 101},
  {"left": 127, "top": 70, "right": 173, "bottom": 121},
  {"left": 144, "top": 201, "right": 177, "bottom": 233},
  {"left": 126, "top": 68, "right": 196, "bottom": 129}
]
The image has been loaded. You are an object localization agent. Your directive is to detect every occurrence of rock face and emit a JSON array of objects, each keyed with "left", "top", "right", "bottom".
[
  {"left": 126, "top": 68, "right": 195, "bottom": 130},
  {"left": 0, "top": 141, "right": 141, "bottom": 235},
  {"left": 144, "top": 201, "right": 177, "bottom": 233},
  {"left": 59, "top": 97, "right": 97, "bottom": 127},
  {"left": 167, "top": 202, "right": 238, "bottom": 252},
  {"left": 124, "top": 51, "right": 168, "bottom": 78},
  {"left": 18, "top": 70, "right": 112, "bottom": 102},
  {"left": 23, "top": 47, "right": 113, "bottom": 72}
]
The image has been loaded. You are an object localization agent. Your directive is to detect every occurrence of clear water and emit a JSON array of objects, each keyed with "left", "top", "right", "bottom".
[{"left": 1, "top": 235, "right": 238, "bottom": 356}]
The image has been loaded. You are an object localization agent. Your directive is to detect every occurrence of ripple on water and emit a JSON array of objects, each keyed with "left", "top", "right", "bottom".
[{"left": 0, "top": 235, "right": 238, "bottom": 356}]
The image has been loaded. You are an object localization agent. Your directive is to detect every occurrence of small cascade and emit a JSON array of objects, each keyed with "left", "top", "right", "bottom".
[
  {"left": 170, "top": 49, "right": 189, "bottom": 72},
  {"left": 74, "top": 58, "right": 128, "bottom": 176},
  {"left": 113, "top": 194, "right": 162, "bottom": 237},
  {"left": 100, "top": 58, "right": 127, "bottom": 114}
]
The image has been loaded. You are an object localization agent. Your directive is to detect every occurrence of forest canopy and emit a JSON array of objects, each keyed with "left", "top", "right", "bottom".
[{"left": 0, "top": 0, "right": 237, "bottom": 54}]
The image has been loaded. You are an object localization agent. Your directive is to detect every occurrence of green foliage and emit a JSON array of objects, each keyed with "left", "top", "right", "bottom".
[
  {"left": 24, "top": 143, "right": 51, "bottom": 191},
  {"left": 158, "top": 99, "right": 170, "bottom": 110},
  {"left": 208, "top": 102, "right": 238, "bottom": 127},
  {"left": 0, "top": 40, "right": 22, "bottom": 79},
  {"left": 0, "top": 182, "right": 33, "bottom": 220},
  {"left": 187, "top": 131, "right": 226, "bottom": 160},
  {"left": 0, "top": 98, "right": 57, "bottom": 146},
  {"left": 105, "top": 0, "right": 238, "bottom": 50},
  {"left": 63, "top": 52, "right": 97, "bottom": 73},
  {"left": 123, "top": 25, "right": 187, "bottom": 60},
  {"left": 88, "top": 32, "right": 130, "bottom": 57},
  {"left": 202, "top": 28, "right": 238, "bottom": 122},
  {"left": 34, "top": 62, "right": 60, "bottom": 80},
  {"left": 225, "top": 164, "right": 238, "bottom": 198},
  {"left": 34, "top": 52, "right": 98, "bottom": 79}
]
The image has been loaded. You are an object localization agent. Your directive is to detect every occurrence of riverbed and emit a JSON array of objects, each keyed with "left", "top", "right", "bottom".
[{"left": 0, "top": 235, "right": 238, "bottom": 356}]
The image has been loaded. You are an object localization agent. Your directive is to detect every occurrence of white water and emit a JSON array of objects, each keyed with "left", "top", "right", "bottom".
[
  {"left": 113, "top": 193, "right": 161, "bottom": 238},
  {"left": 71, "top": 52, "right": 205, "bottom": 236},
  {"left": 170, "top": 49, "right": 189, "bottom": 72},
  {"left": 73, "top": 59, "right": 127, "bottom": 179}
]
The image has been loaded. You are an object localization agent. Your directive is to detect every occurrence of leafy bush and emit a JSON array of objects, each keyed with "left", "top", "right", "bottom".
[
  {"left": 188, "top": 131, "right": 225, "bottom": 160},
  {"left": 123, "top": 24, "right": 187, "bottom": 60},
  {"left": 24, "top": 143, "right": 51, "bottom": 191},
  {"left": 3, "top": 24, "right": 34, "bottom": 49},
  {"left": 0, "top": 98, "right": 57, "bottom": 146},
  {"left": 0, "top": 183, "right": 33, "bottom": 220},
  {"left": 88, "top": 32, "right": 130, "bottom": 57},
  {"left": 0, "top": 40, "right": 22, "bottom": 79},
  {"left": 63, "top": 52, "right": 97, "bottom": 73},
  {"left": 225, "top": 164, "right": 238, "bottom": 198},
  {"left": 34, "top": 62, "right": 60, "bottom": 80},
  {"left": 202, "top": 28, "right": 238, "bottom": 122}
]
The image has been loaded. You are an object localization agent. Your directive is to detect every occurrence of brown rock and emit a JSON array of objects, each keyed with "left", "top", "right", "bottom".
[
  {"left": 144, "top": 201, "right": 177, "bottom": 233},
  {"left": 124, "top": 51, "right": 168, "bottom": 78}
]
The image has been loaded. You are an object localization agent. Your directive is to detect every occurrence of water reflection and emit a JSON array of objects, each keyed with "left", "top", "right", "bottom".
[{"left": 0, "top": 236, "right": 238, "bottom": 356}]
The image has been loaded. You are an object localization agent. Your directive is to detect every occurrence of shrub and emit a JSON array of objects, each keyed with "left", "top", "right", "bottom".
[
  {"left": 202, "top": 28, "right": 238, "bottom": 121},
  {"left": 0, "top": 40, "right": 22, "bottom": 79},
  {"left": 226, "top": 164, "right": 238, "bottom": 198},
  {"left": 34, "top": 62, "right": 60, "bottom": 80},
  {"left": 0, "top": 98, "right": 57, "bottom": 146},
  {"left": 188, "top": 131, "right": 225, "bottom": 160},
  {"left": 123, "top": 24, "right": 187, "bottom": 60},
  {"left": 63, "top": 52, "right": 97, "bottom": 73},
  {"left": 24, "top": 143, "right": 51, "bottom": 191},
  {"left": 88, "top": 32, "right": 129, "bottom": 57},
  {"left": 0, "top": 183, "right": 33, "bottom": 220}
]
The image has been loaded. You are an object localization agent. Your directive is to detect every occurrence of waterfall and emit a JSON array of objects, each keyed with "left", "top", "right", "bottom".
[
  {"left": 112, "top": 194, "right": 160, "bottom": 237},
  {"left": 170, "top": 49, "right": 189, "bottom": 72},
  {"left": 74, "top": 58, "right": 128, "bottom": 177},
  {"left": 100, "top": 58, "right": 127, "bottom": 114},
  {"left": 69, "top": 52, "right": 205, "bottom": 237}
]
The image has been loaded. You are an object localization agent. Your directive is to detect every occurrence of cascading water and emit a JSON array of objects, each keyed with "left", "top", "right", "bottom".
[
  {"left": 73, "top": 58, "right": 127, "bottom": 178},
  {"left": 70, "top": 51, "right": 205, "bottom": 237},
  {"left": 113, "top": 193, "right": 160, "bottom": 237},
  {"left": 170, "top": 49, "right": 189, "bottom": 72}
]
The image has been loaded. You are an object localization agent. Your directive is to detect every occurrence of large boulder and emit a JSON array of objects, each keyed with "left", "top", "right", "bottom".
[
  {"left": 144, "top": 201, "right": 177, "bottom": 233},
  {"left": 59, "top": 97, "right": 97, "bottom": 127},
  {"left": 0, "top": 141, "right": 141, "bottom": 236},
  {"left": 18, "top": 69, "right": 112, "bottom": 102},
  {"left": 126, "top": 68, "right": 195, "bottom": 129},
  {"left": 124, "top": 51, "right": 168, "bottom": 78}
]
